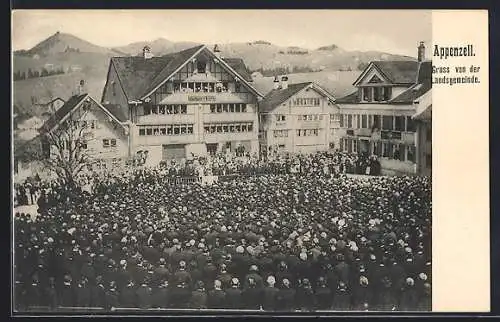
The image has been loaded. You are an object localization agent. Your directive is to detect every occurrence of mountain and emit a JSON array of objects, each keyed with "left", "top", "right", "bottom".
[
  {"left": 14, "top": 31, "right": 126, "bottom": 57},
  {"left": 113, "top": 38, "right": 201, "bottom": 56}
]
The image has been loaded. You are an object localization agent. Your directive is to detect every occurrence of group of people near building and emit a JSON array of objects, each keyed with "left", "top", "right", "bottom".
[{"left": 14, "top": 149, "right": 431, "bottom": 312}]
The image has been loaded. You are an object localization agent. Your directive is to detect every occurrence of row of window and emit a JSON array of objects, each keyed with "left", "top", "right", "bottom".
[
  {"left": 138, "top": 124, "right": 194, "bottom": 136},
  {"left": 273, "top": 130, "right": 289, "bottom": 138},
  {"left": 339, "top": 114, "right": 416, "bottom": 132},
  {"left": 170, "top": 81, "right": 236, "bottom": 94},
  {"left": 144, "top": 104, "right": 188, "bottom": 116},
  {"left": 297, "top": 129, "right": 320, "bottom": 137},
  {"left": 204, "top": 122, "right": 254, "bottom": 134},
  {"left": 274, "top": 114, "right": 338, "bottom": 122},
  {"left": 361, "top": 87, "right": 392, "bottom": 102},
  {"left": 67, "top": 120, "right": 100, "bottom": 129},
  {"left": 210, "top": 103, "right": 248, "bottom": 113},
  {"left": 293, "top": 98, "right": 321, "bottom": 106},
  {"left": 340, "top": 138, "right": 416, "bottom": 162}
]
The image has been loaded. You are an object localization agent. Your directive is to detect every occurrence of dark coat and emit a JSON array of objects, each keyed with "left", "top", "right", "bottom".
[
  {"left": 136, "top": 285, "right": 152, "bottom": 309},
  {"left": 262, "top": 286, "right": 280, "bottom": 311},
  {"left": 225, "top": 288, "right": 243, "bottom": 309},
  {"left": 276, "top": 287, "right": 296, "bottom": 311},
  {"left": 207, "top": 289, "right": 226, "bottom": 309},
  {"left": 315, "top": 286, "right": 333, "bottom": 310},
  {"left": 151, "top": 287, "right": 169, "bottom": 308},
  {"left": 190, "top": 289, "right": 207, "bottom": 309},
  {"left": 242, "top": 286, "right": 262, "bottom": 309},
  {"left": 90, "top": 284, "right": 106, "bottom": 308}
]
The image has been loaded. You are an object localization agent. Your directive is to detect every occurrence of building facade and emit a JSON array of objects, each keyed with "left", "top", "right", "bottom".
[
  {"left": 101, "top": 44, "right": 263, "bottom": 166},
  {"left": 413, "top": 89, "right": 432, "bottom": 176},
  {"left": 258, "top": 78, "right": 341, "bottom": 155},
  {"left": 335, "top": 42, "right": 431, "bottom": 175},
  {"left": 39, "top": 94, "right": 129, "bottom": 162}
]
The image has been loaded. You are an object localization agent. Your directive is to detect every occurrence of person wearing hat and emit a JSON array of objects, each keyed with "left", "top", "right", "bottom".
[
  {"left": 225, "top": 278, "right": 243, "bottom": 309},
  {"left": 334, "top": 254, "right": 350, "bottom": 285},
  {"left": 136, "top": 278, "right": 153, "bottom": 309},
  {"left": 399, "top": 277, "right": 418, "bottom": 311},
  {"left": 244, "top": 265, "right": 264, "bottom": 289},
  {"left": 44, "top": 276, "right": 58, "bottom": 310},
  {"left": 417, "top": 282, "right": 431, "bottom": 311},
  {"left": 332, "top": 281, "right": 351, "bottom": 311},
  {"left": 352, "top": 276, "right": 373, "bottom": 310},
  {"left": 216, "top": 263, "right": 233, "bottom": 290},
  {"left": 241, "top": 276, "right": 262, "bottom": 310},
  {"left": 189, "top": 280, "right": 207, "bottom": 309},
  {"left": 207, "top": 280, "right": 226, "bottom": 309},
  {"left": 377, "top": 276, "right": 397, "bottom": 311},
  {"left": 296, "top": 278, "right": 315, "bottom": 312},
  {"left": 262, "top": 275, "right": 279, "bottom": 311},
  {"left": 60, "top": 274, "right": 76, "bottom": 307},
  {"left": 76, "top": 276, "right": 92, "bottom": 307},
  {"left": 173, "top": 260, "right": 192, "bottom": 288},
  {"left": 90, "top": 275, "right": 106, "bottom": 308},
  {"left": 104, "top": 281, "right": 119, "bottom": 310},
  {"left": 314, "top": 277, "right": 332, "bottom": 310},
  {"left": 119, "top": 279, "right": 137, "bottom": 308}
]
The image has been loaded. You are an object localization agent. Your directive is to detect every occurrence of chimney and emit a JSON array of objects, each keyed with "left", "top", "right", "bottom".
[
  {"left": 213, "top": 44, "right": 222, "bottom": 59},
  {"left": 417, "top": 41, "right": 425, "bottom": 62},
  {"left": 273, "top": 76, "right": 280, "bottom": 90},
  {"left": 77, "top": 80, "right": 85, "bottom": 95},
  {"left": 143, "top": 45, "right": 153, "bottom": 59},
  {"left": 281, "top": 76, "right": 289, "bottom": 90}
]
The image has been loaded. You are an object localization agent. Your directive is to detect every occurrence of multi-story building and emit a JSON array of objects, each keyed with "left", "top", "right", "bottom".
[
  {"left": 258, "top": 77, "right": 341, "bottom": 155},
  {"left": 39, "top": 93, "right": 129, "bottom": 161},
  {"left": 335, "top": 42, "right": 431, "bottom": 175},
  {"left": 413, "top": 89, "right": 432, "bottom": 176},
  {"left": 100, "top": 44, "right": 263, "bottom": 165}
]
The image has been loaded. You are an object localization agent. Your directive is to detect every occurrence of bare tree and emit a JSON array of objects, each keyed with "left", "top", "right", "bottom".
[{"left": 42, "top": 115, "right": 94, "bottom": 189}]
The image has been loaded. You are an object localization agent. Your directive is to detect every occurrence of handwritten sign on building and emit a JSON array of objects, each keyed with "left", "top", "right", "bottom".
[{"left": 188, "top": 95, "right": 216, "bottom": 102}]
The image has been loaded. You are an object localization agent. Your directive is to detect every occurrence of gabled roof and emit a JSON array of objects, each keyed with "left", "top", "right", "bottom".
[
  {"left": 259, "top": 82, "right": 336, "bottom": 113},
  {"left": 353, "top": 61, "right": 420, "bottom": 86},
  {"left": 337, "top": 61, "right": 432, "bottom": 105},
  {"left": 39, "top": 94, "right": 128, "bottom": 134},
  {"left": 33, "top": 97, "right": 65, "bottom": 106},
  {"left": 39, "top": 94, "right": 88, "bottom": 133},
  {"left": 109, "top": 44, "right": 257, "bottom": 101},
  {"left": 102, "top": 104, "right": 128, "bottom": 122}
]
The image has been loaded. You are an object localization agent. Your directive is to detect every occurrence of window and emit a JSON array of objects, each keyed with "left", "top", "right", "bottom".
[
  {"left": 395, "top": 116, "right": 405, "bottom": 132},
  {"left": 181, "top": 125, "right": 187, "bottom": 135},
  {"left": 347, "top": 115, "right": 353, "bottom": 128},
  {"left": 406, "top": 116, "right": 416, "bottom": 132},
  {"left": 363, "top": 87, "right": 372, "bottom": 102},
  {"left": 197, "top": 61, "right": 206, "bottom": 74},
  {"left": 235, "top": 104, "right": 241, "bottom": 113},
  {"left": 181, "top": 105, "right": 187, "bottom": 114},
  {"left": 210, "top": 104, "right": 216, "bottom": 113},
  {"left": 112, "top": 82, "right": 116, "bottom": 96},
  {"left": 144, "top": 105, "right": 151, "bottom": 115},
  {"left": 296, "top": 130, "right": 301, "bottom": 137},
  {"left": 361, "top": 115, "right": 368, "bottom": 128},
  {"left": 102, "top": 139, "right": 110, "bottom": 148},
  {"left": 374, "top": 87, "right": 382, "bottom": 101},
  {"left": 383, "top": 87, "right": 392, "bottom": 101},
  {"left": 248, "top": 123, "right": 253, "bottom": 132},
  {"left": 216, "top": 104, "right": 222, "bottom": 113},
  {"left": 204, "top": 126, "right": 210, "bottom": 133},
  {"left": 110, "top": 139, "right": 117, "bottom": 147},
  {"left": 382, "top": 116, "right": 393, "bottom": 131},
  {"left": 229, "top": 104, "right": 235, "bottom": 113},
  {"left": 241, "top": 104, "right": 247, "bottom": 112},
  {"left": 276, "top": 115, "right": 286, "bottom": 122},
  {"left": 373, "top": 115, "right": 381, "bottom": 130},
  {"left": 426, "top": 126, "right": 432, "bottom": 142},
  {"left": 407, "top": 145, "right": 416, "bottom": 162},
  {"left": 159, "top": 105, "right": 166, "bottom": 114},
  {"left": 167, "top": 125, "right": 173, "bottom": 135},
  {"left": 235, "top": 82, "right": 241, "bottom": 93},
  {"left": 340, "top": 114, "right": 345, "bottom": 128},
  {"left": 356, "top": 115, "right": 360, "bottom": 128},
  {"left": 139, "top": 128, "right": 145, "bottom": 136},
  {"left": 79, "top": 140, "right": 87, "bottom": 149}
]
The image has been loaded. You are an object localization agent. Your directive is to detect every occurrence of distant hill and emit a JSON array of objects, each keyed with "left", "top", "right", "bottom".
[
  {"left": 12, "top": 33, "right": 416, "bottom": 125},
  {"left": 14, "top": 31, "right": 126, "bottom": 57}
]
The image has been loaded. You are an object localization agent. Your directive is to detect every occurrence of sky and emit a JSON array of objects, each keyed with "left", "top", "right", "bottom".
[{"left": 12, "top": 10, "right": 432, "bottom": 57}]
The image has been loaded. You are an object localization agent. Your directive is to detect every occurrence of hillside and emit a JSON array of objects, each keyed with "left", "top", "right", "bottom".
[
  {"left": 252, "top": 70, "right": 359, "bottom": 99},
  {"left": 14, "top": 31, "right": 125, "bottom": 57},
  {"left": 115, "top": 40, "right": 415, "bottom": 73}
]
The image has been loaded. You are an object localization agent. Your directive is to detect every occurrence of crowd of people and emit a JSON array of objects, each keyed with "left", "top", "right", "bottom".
[{"left": 14, "top": 151, "right": 431, "bottom": 312}]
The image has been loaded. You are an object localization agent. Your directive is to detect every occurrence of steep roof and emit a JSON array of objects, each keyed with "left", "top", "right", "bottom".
[
  {"left": 371, "top": 61, "right": 420, "bottom": 84},
  {"left": 337, "top": 61, "right": 432, "bottom": 104},
  {"left": 110, "top": 45, "right": 255, "bottom": 101},
  {"left": 40, "top": 94, "right": 128, "bottom": 134},
  {"left": 390, "top": 61, "right": 432, "bottom": 103},
  {"left": 102, "top": 104, "right": 128, "bottom": 122},
  {"left": 39, "top": 94, "right": 88, "bottom": 133}
]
